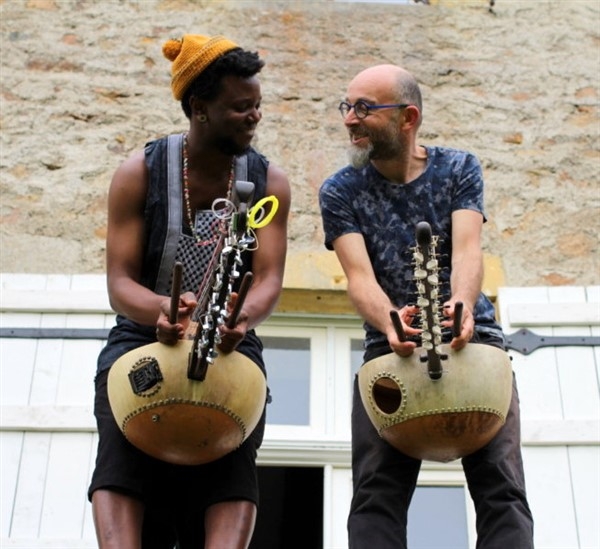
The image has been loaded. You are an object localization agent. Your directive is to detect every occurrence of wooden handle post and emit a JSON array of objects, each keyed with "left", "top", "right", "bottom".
[
  {"left": 169, "top": 261, "right": 183, "bottom": 324},
  {"left": 227, "top": 272, "right": 254, "bottom": 329}
]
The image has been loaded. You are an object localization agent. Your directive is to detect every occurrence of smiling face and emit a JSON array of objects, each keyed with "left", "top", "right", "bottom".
[
  {"left": 202, "top": 74, "right": 263, "bottom": 156},
  {"left": 342, "top": 65, "right": 414, "bottom": 168},
  {"left": 345, "top": 113, "right": 404, "bottom": 169}
]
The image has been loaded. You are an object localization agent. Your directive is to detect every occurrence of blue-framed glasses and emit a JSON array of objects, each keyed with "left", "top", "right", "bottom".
[{"left": 339, "top": 100, "right": 410, "bottom": 119}]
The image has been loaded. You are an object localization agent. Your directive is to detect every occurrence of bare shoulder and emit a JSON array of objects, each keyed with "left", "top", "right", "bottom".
[
  {"left": 111, "top": 150, "right": 147, "bottom": 184},
  {"left": 265, "top": 162, "right": 291, "bottom": 207},
  {"left": 109, "top": 150, "right": 148, "bottom": 198},
  {"left": 106, "top": 149, "right": 150, "bottom": 222}
]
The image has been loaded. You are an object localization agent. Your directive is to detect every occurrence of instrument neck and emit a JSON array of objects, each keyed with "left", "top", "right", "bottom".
[{"left": 185, "top": 230, "right": 227, "bottom": 340}]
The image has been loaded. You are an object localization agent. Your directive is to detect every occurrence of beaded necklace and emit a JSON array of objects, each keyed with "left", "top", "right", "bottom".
[{"left": 182, "top": 133, "right": 235, "bottom": 245}]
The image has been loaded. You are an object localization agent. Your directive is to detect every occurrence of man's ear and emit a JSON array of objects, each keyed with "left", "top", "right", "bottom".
[
  {"left": 190, "top": 96, "right": 208, "bottom": 122},
  {"left": 402, "top": 104, "right": 421, "bottom": 129}
]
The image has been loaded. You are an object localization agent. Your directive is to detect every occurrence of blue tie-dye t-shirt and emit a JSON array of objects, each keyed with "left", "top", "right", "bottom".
[{"left": 319, "top": 145, "right": 502, "bottom": 349}]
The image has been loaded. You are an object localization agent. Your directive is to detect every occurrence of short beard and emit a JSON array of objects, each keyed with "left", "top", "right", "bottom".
[
  {"left": 214, "top": 135, "right": 251, "bottom": 157},
  {"left": 348, "top": 143, "right": 373, "bottom": 169},
  {"left": 347, "top": 120, "right": 402, "bottom": 169}
]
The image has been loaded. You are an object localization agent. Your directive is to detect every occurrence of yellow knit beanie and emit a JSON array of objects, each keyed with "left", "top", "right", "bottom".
[{"left": 162, "top": 34, "right": 239, "bottom": 100}]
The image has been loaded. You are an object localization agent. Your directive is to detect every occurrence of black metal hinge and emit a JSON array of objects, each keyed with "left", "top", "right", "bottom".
[
  {"left": 505, "top": 328, "right": 600, "bottom": 355},
  {"left": 0, "top": 327, "right": 110, "bottom": 340}
]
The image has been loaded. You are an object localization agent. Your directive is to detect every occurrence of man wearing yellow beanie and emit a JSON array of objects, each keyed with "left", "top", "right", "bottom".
[
  {"left": 88, "top": 34, "right": 291, "bottom": 548},
  {"left": 163, "top": 34, "right": 240, "bottom": 101}
]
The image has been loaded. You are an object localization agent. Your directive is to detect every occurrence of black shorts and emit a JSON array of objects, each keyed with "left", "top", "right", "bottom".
[{"left": 88, "top": 364, "right": 266, "bottom": 512}]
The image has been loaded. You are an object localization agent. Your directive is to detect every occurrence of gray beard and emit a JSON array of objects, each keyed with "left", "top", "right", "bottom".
[
  {"left": 348, "top": 143, "right": 373, "bottom": 169},
  {"left": 347, "top": 125, "right": 403, "bottom": 169}
]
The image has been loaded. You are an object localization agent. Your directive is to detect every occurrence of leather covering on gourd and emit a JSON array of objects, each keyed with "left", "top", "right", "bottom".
[
  {"left": 358, "top": 222, "right": 512, "bottom": 463},
  {"left": 108, "top": 180, "right": 267, "bottom": 466}
]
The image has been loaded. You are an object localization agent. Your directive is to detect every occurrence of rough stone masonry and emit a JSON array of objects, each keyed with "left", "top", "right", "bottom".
[{"left": 0, "top": 0, "right": 598, "bottom": 287}]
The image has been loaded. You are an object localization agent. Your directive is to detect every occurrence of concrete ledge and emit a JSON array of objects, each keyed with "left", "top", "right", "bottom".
[{"left": 277, "top": 251, "right": 504, "bottom": 314}]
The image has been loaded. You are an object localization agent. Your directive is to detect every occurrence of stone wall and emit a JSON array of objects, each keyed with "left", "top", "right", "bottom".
[{"left": 1, "top": 0, "right": 598, "bottom": 286}]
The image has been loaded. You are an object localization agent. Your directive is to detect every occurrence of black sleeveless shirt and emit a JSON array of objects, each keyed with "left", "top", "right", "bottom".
[{"left": 96, "top": 134, "right": 269, "bottom": 374}]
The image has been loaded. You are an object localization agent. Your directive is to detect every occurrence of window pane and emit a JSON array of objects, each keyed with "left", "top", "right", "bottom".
[
  {"left": 350, "top": 338, "right": 363, "bottom": 392},
  {"left": 408, "top": 486, "right": 469, "bottom": 548},
  {"left": 262, "top": 336, "right": 311, "bottom": 426}
]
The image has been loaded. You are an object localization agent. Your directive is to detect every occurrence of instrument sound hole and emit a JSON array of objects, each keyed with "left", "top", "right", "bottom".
[{"left": 372, "top": 377, "right": 402, "bottom": 414}]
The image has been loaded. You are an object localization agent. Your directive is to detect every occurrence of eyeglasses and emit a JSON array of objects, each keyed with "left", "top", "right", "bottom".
[{"left": 339, "top": 100, "right": 410, "bottom": 119}]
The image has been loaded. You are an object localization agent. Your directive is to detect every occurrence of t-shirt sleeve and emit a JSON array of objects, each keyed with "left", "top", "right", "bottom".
[
  {"left": 452, "top": 152, "right": 487, "bottom": 221},
  {"left": 319, "top": 175, "right": 360, "bottom": 250}
]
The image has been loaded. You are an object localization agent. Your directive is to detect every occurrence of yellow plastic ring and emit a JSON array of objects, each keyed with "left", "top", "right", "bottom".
[{"left": 248, "top": 196, "right": 279, "bottom": 229}]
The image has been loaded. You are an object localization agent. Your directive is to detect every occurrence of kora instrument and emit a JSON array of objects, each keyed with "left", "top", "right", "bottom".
[
  {"left": 358, "top": 222, "right": 512, "bottom": 463},
  {"left": 108, "top": 181, "right": 270, "bottom": 465}
]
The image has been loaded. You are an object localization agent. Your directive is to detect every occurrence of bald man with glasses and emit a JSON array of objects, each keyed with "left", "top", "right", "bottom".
[{"left": 319, "top": 64, "right": 534, "bottom": 549}]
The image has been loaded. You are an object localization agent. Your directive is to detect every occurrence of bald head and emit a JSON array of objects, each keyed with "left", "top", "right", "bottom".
[{"left": 348, "top": 64, "right": 423, "bottom": 120}]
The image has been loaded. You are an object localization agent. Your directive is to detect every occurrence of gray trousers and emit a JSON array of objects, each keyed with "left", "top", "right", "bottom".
[{"left": 348, "top": 341, "right": 534, "bottom": 549}]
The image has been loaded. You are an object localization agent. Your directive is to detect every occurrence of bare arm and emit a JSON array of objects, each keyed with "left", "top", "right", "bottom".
[
  {"left": 105, "top": 151, "right": 194, "bottom": 330},
  {"left": 445, "top": 208, "right": 485, "bottom": 349},
  {"left": 332, "top": 233, "right": 420, "bottom": 357}
]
